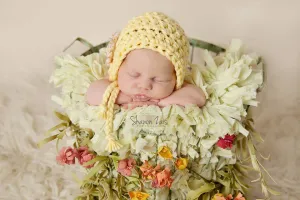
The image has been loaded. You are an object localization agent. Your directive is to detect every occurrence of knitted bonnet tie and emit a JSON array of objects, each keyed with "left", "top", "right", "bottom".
[{"left": 100, "top": 11, "right": 190, "bottom": 152}]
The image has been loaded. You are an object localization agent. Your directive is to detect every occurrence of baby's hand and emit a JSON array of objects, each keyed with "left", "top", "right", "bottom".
[
  {"left": 122, "top": 99, "right": 159, "bottom": 110},
  {"left": 157, "top": 83, "right": 206, "bottom": 108},
  {"left": 157, "top": 95, "right": 183, "bottom": 107},
  {"left": 116, "top": 91, "right": 133, "bottom": 105}
]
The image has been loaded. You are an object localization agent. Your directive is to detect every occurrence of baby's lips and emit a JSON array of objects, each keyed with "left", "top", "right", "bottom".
[
  {"left": 133, "top": 98, "right": 150, "bottom": 102},
  {"left": 150, "top": 99, "right": 159, "bottom": 102},
  {"left": 132, "top": 95, "right": 151, "bottom": 102}
]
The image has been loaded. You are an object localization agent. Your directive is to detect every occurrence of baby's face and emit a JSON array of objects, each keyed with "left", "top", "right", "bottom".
[{"left": 117, "top": 49, "right": 176, "bottom": 100}]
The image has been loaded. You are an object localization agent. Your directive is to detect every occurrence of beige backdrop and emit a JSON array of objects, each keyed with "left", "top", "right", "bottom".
[{"left": 1, "top": 0, "right": 300, "bottom": 199}]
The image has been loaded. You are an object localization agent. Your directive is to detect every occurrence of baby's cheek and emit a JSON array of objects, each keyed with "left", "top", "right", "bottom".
[
  {"left": 118, "top": 77, "right": 134, "bottom": 92},
  {"left": 118, "top": 76, "right": 127, "bottom": 89},
  {"left": 155, "top": 85, "right": 174, "bottom": 99}
]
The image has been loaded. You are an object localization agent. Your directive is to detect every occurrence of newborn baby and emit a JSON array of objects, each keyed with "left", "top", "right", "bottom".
[
  {"left": 86, "top": 48, "right": 206, "bottom": 109},
  {"left": 84, "top": 11, "right": 207, "bottom": 152}
]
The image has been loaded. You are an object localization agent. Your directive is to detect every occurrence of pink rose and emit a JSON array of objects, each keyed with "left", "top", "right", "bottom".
[
  {"left": 56, "top": 147, "right": 78, "bottom": 165},
  {"left": 216, "top": 134, "right": 236, "bottom": 149},
  {"left": 117, "top": 158, "right": 136, "bottom": 176},
  {"left": 152, "top": 167, "right": 173, "bottom": 188},
  {"left": 77, "top": 146, "right": 95, "bottom": 168}
]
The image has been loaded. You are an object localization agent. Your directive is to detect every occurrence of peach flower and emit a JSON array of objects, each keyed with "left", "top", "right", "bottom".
[
  {"left": 140, "top": 161, "right": 161, "bottom": 180},
  {"left": 152, "top": 167, "right": 173, "bottom": 188},
  {"left": 234, "top": 193, "right": 245, "bottom": 200}
]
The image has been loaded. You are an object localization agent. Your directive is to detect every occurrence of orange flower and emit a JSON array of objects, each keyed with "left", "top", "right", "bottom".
[
  {"left": 212, "top": 193, "right": 226, "bottom": 200},
  {"left": 234, "top": 193, "right": 245, "bottom": 200},
  {"left": 128, "top": 191, "right": 150, "bottom": 200},
  {"left": 152, "top": 167, "right": 173, "bottom": 188},
  {"left": 212, "top": 193, "right": 245, "bottom": 200},
  {"left": 140, "top": 161, "right": 161, "bottom": 180},
  {"left": 158, "top": 146, "right": 173, "bottom": 159},
  {"left": 175, "top": 157, "right": 188, "bottom": 170}
]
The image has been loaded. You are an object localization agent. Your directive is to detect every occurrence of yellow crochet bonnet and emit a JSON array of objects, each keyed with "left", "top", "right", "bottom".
[{"left": 101, "top": 11, "right": 190, "bottom": 152}]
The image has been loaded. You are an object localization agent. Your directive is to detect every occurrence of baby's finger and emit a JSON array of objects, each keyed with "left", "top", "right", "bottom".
[
  {"left": 134, "top": 101, "right": 156, "bottom": 106},
  {"left": 147, "top": 102, "right": 158, "bottom": 106},
  {"left": 129, "top": 102, "right": 148, "bottom": 110},
  {"left": 121, "top": 104, "right": 129, "bottom": 109},
  {"left": 129, "top": 104, "right": 140, "bottom": 110}
]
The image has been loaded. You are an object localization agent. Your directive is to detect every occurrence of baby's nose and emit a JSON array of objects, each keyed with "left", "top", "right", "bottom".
[{"left": 138, "top": 80, "right": 152, "bottom": 90}]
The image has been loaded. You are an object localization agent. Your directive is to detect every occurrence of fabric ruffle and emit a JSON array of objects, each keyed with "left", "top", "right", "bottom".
[{"left": 49, "top": 39, "right": 263, "bottom": 199}]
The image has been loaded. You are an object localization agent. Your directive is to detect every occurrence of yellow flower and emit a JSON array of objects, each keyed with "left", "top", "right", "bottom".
[
  {"left": 158, "top": 146, "right": 173, "bottom": 159},
  {"left": 175, "top": 157, "right": 188, "bottom": 170},
  {"left": 128, "top": 191, "right": 150, "bottom": 200},
  {"left": 212, "top": 193, "right": 226, "bottom": 200}
]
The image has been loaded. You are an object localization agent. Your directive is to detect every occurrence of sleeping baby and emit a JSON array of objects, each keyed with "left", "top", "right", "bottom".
[{"left": 85, "top": 12, "right": 206, "bottom": 152}]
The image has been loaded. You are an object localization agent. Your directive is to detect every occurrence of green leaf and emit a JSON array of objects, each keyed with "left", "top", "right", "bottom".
[
  {"left": 186, "top": 181, "right": 215, "bottom": 200},
  {"left": 99, "top": 180, "right": 113, "bottom": 200},
  {"left": 57, "top": 129, "right": 66, "bottom": 139},
  {"left": 83, "top": 159, "right": 108, "bottom": 181},
  {"left": 71, "top": 172, "right": 83, "bottom": 185},
  {"left": 241, "top": 137, "right": 249, "bottom": 160},
  {"left": 37, "top": 134, "right": 59, "bottom": 148},
  {"left": 126, "top": 176, "right": 140, "bottom": 183},
  {"left": 247, "top": 138, "right": 260, "bottom": 171},
  {"left": 249, "top": 125, "right": 264, "bottom": 143},
  {"left": 201, "top": 193, "right": 211, "bottom": 200},
  {"left": 54, "top": 111, "right": 71, "bottom": 122},
  {"left": 45, "top": 122, "right": 68, "bottom": 136},
  {"left": 267, "top": 186, "right": 281, "bottom": 196},
  {"left": 83, "top": 156, "right": 108, "bottom": 167},
  {"left": 217, "top": 170, "right": 230, "bottom": 178},
  {"left": 232, "top": 171, "right": 249, "bottom": 189},
  {"left": 234, "top": 164, "right": 253, "bottom": 177}
]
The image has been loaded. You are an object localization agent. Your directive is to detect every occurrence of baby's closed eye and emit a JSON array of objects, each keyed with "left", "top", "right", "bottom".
[
  {"left": 128, "top": 72, "right": 140, "bottom": 78},
  {"left": 128, "top": 72, "right": 170, "bottom": 83},
  {"left": 150, "top": 76, "right": 172, "bottom": 82},
  {"left": 153, "top": 78, "right": 171, "bottom": 83}
]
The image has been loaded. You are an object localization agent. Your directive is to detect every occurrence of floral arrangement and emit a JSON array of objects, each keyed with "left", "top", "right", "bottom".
[{"left": 38, "top": 39, "right": 279, "bottom": 200}]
